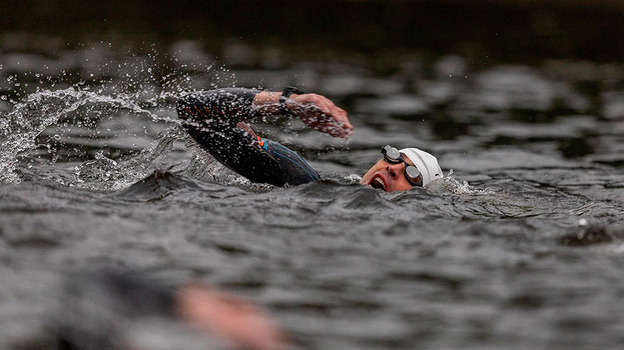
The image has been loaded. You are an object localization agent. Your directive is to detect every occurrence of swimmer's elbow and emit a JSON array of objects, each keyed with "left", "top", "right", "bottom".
[
  {"left": 176, "top": 90, "right": 223, "bottom": 122},
  {"left": 175, "top": 94, "right": 187, "bottom": 120},
  {"left": 177, "top": 92, "right": 212, "bottom": 123},
  {"left": 176, "top": 93, "right": 196, "bottom": 121}
]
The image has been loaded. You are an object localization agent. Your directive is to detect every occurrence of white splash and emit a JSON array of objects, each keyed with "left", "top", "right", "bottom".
[{"left": 0, "top": 87, "right": 178, "bottom": 184}]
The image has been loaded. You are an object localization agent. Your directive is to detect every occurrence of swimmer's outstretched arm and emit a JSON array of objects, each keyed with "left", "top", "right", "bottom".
[
  {"left": 253, "top": 91, "right": 353, "bottom": 138},
  {"left": 176, "top": 88, "right": 350, "bottom": 186},
  {"left": 177, "top": 88, "right": 352, "bottom": 138}
]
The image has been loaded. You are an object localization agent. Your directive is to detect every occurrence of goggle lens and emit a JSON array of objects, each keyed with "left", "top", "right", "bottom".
[{"left": 383, "top": 146, "right": 402, "bottom": 162}]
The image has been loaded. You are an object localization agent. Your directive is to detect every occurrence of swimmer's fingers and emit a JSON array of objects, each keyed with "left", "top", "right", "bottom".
[
  {"left": 322, "top": 124, "right": 347, "bottom": 138},
  {"left": 312, "top": 100, "right": 350, "bottom": 138},
  {"left": 320, "top": 118, "right": 350, "bottom": 138},
  {"left": 292, "top": 94, "right": 352, "bottom": 138},
  {"left": 314, "top": 96, "right": 351, "bottom": 131},
  {"left": 311, "top": 111, "right": 348, "bottom": 138},
  {"left": 327, "top": 104, "right": 353, "bottom": 137}
]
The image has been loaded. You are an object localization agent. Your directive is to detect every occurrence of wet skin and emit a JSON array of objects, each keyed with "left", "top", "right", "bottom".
[
  {"left": 360, "top": 155, "right": 416, "bottom": 192},
  {"left": 177, "top": 284, "right": 288, "bottom": 350}
]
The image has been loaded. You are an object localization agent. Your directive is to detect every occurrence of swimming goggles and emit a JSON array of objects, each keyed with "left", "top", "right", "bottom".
[{"left": 381, "top": 145, "right": 423, "bottom": 187}]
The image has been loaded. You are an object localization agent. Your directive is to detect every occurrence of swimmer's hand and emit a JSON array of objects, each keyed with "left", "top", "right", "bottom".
[
  {"left": 253, "top": 91, "right": 353, "bottom": 138},
  {"left": 177, "top": 284, "right": 289, "bottom": 350},
  {"left": 288, "top": 93, "right": 354, "bottom": 138}
]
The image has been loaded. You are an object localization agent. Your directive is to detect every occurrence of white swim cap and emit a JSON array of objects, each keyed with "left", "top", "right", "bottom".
[{"left": 399, "top": 148, "right": 443, "bottom": 186}]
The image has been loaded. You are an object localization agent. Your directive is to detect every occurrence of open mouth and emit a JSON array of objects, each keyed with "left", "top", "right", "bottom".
[{"left": 369, "top": 174, "right": 386, "bottom": 191}]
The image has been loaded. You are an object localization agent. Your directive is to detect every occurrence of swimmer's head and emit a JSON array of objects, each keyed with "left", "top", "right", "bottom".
[{"left": 360, "top": 146, "right": 443, "bottom": 192}]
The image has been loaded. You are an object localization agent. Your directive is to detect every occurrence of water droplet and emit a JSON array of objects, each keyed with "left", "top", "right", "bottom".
[{"left": 53, "top": 134, "right": 61, "bottom": 140}]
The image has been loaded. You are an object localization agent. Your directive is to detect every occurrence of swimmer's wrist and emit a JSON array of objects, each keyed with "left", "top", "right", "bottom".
[
  {"left": 252, "top": 91, "right": 282, "bottom": 115},
  {"left": 284, "top": 94, "right": 302, "bottom": 114},
  {"left": 280, "top": 87, "right": 306, "bottom": 117},
  {"left": 251, "top": 88, "right": 309, "bottom": 119}
]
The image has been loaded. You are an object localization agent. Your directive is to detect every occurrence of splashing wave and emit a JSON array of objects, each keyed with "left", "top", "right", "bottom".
[{"left": 0, "top": 87, "right": 176, "bottom": 184}]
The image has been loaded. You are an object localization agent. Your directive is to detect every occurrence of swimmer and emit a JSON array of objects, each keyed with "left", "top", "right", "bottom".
[{"left": 177, "top": 87, "right": 442, "bottom": 192}]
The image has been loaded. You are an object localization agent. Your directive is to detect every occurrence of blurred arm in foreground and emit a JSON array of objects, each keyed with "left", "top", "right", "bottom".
[{"left": 54, "top": 271, "right": 288, "bottom": 350}]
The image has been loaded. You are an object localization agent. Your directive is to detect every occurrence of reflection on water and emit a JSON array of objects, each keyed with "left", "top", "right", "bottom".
[{"left": 2, "top": 4, "right": 624, "bottom": 349}]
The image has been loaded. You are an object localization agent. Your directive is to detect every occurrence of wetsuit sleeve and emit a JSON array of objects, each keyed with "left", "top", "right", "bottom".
[
  {"left": 177, "top": 88, "right": 259, "bottom": 126},
  {"left": 177, "top": 88, "right": 319, "bottom": 186}
]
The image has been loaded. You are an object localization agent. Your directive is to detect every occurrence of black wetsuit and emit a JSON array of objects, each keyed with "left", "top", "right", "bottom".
[{"left": 176, "top": 88, "right": 320, "bottom": 187}]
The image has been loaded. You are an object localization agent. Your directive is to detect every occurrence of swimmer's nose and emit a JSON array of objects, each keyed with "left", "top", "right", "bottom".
[{"left": 386, "top": 162, "right": 404, "bottom": 180}]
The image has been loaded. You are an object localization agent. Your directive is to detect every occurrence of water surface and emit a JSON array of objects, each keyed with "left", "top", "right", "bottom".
[{"left": 1, "top": 38, "right": 624, "bottom": 350}]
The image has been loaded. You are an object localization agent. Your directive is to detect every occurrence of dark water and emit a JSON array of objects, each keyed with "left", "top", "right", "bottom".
[{"left": 3, "top": 5, "right": 624, "bottom": 348}]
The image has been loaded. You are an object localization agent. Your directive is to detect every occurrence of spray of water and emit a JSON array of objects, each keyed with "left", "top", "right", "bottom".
[
  {"left": 0, "top": 87, "right": 180, "bottom": 184},
  {"left": 426, "top": 169, "right": 494, "bottom": 196},
  {"left": 0, "top": 44, "right": 238, "bottom": 187}
]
